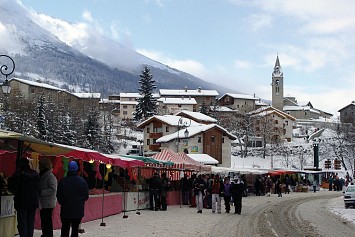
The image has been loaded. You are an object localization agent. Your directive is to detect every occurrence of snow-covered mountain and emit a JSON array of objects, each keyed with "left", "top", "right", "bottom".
[{"left": 0, "top": 0, "right": 233, "bottom": 96}]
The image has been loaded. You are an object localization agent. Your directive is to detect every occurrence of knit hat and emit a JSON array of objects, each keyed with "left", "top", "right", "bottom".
[{"left": 68, "top": 161, "right": 78, "bottom": 172}]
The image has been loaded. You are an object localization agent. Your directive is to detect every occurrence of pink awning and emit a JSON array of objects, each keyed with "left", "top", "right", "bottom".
[{"left": 152, "top": 149, "right": 197, "bottom": 170}]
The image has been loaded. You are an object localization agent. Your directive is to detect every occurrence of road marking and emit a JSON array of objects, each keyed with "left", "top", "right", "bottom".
[
  {"left": 266, "top": 213, "right": 278, "bottom": 237},
  {"left": 271, "top": 228, "right": 279, "bottom": 237}
]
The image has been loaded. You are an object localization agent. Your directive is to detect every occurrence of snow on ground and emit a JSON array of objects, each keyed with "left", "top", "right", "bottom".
[
  {"left": 32, "top": 191, "right": 354, "bottom": 237},
  {"left": 329, "top": 195, "right": 355, "bottom": 224}
]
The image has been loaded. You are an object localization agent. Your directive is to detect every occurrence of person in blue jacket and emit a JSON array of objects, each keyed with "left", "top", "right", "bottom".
[{"left": 57, "top": 161, "right": 89, "bottom": 237}]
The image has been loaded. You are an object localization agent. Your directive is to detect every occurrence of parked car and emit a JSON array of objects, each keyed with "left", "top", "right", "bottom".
[
  {"left": 126, "top": 149, "right": 142, "bottom": 156},
  {"left": 343, "top": 184, "right": 355, "bottom": 208}
]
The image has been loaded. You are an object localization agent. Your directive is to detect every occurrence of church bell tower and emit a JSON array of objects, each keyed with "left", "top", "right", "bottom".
[{"left": 271, "top": 55, "right": 284, "bottom": 111}]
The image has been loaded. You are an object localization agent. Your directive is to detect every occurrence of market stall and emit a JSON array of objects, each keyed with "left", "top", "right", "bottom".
[
  {"left": 0, "top": 130, "right": 145, "bottom": 231},
  {"left": 0, "top": 195, "right": 17, "bottom": 237}
]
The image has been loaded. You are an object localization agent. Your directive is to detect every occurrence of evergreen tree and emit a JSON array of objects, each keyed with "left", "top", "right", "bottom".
[
  {"left": 36, "top": 93, "right": 47, "bottom": 140},
  {"left": 4, "top": 88, "right": 37, "bottom": 136},
  {"left": 83, "top": 106, "right": 102, "bottom": 150},
  {"left": 62, "top": 112, "right": 77, "bottom": 146},
  {"left": 45, "top": 93, "right": 56, "bottom": 142},
  {"left": 101, "top": 110, "right": 114, "bottom": 154},
  {"left": 134, "top": 66, "right": 157, "bottom": 121},
  {"left": 199, "top": 100, "right": 209, "bottom": 115}
]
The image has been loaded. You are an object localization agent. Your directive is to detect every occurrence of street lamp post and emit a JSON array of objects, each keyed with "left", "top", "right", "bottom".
[
  {"left": 0, "top": 55, "right": 15, "bottom": 110},
  {"left": 176, "top": 117, "right": 191, "bottom": 153},
  {"left": 176, "top": 116, "right": 190, "bottom": 208}
]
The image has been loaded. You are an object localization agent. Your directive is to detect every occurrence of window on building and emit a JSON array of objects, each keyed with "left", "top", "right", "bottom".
[
  {"left": 305, "top": 112, "right": 307, "bottom": 116},
  {"left": 275, "top": 120, "right": 278, "bottom": 124},
  {"left": 147, "top": 127, "right": 150, "bottom": 133},
  {"left": 30, "top": 88, "right": 35, "bottom": 94},
  {"left": 153, "top": 127, "right": 159, "bottom": 132},
  {"left": 123, "top": 105, "right": 127, "bottom": 109},
  {"left": 222, "top": 137, "right": 224, "bottom": 143},
  {"left": 198, "top": 137, "right": 201, "bottom": 143},
  {"left": 285, "top": 121, "right": 289, "bottom": 126},
  {"left": 147, "top": 139, "right": 150, "bottom": 145},
  {"left": 123, "top": 111, "right": 127, "bottom": 115},
  {"left": 166, "top": 126, "right": 169, "bottom": 132},
  {"left": 153, "top": 139, "right": 157, "bottom": 144},
  {"left": 211, "top": 136, "right": 215, "bottom": 143}
]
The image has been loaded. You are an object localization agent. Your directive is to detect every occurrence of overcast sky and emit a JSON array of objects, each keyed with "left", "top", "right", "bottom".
[{"left": 17, "top": 0, "right": 355, "bottom": 115}]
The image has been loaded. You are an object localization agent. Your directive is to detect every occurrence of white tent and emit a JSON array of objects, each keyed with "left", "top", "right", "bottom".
[{"left": 187, "top": 154, "right": 219, "bottom": 165}]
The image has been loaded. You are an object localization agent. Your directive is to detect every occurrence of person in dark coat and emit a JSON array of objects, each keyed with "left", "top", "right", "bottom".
[
  {"left": 284, "top": 176, "right": 291, "bottom": 194},
  {"left": 181, "top": 176, "right": 190, "bottom": 205},
  {"left": 254, "top": 176, "right": 262, "bottom": 196},
  {"left": 230, "top": 177, "right": 244, "bottom": 215},
  {"left": 160, "top": 173, "right": 170, "bottom": 211},
  {"left": 8, "top": 158, "right": 40, "bottom": 237},
  {"left": 193, "top": 174, "right": 206, "bottom": 213},
  {"left": 223, "top": 177, "right": 231, "bottom": 213},
  {"left": 276, "top": 178, "right": 282, "bottom": 197},
  {"left": 39, "top": 158, "right": 57, "bottom": 237},
  {"left": 57, "top": 161, "right": 89, "bottom": 237},
  {"left": 148, "top": 172, "right": 162, "bottom": 211}
]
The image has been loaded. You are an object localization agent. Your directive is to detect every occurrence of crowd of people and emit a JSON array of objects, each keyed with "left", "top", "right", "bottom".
[
  {"left": 4, "top": 157, "right": 353, "bottom": 237},
  {"left": 7, "top": 158, "right": 89, "bottom": 237},
  {"left": 149, "top": 171, "right": 354, "bottom": 215},
  {"left": 146, "top": 172, "right": 247, "bottom": 215}
]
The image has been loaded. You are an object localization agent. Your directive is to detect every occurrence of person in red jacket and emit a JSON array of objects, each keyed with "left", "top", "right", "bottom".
[{"left": 57, "top": 161, "right": 89, "bottom": 237}]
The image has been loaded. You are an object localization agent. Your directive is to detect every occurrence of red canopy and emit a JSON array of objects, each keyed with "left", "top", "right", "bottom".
[
  {"left": 60, "top": 149, "right": 113, "bottom": 164},
  {"left": 105, "top": 154, "right": 144, "bottom": 168},
  {"left": 268, "top": 170, "right": 295, "bottom": 176}
]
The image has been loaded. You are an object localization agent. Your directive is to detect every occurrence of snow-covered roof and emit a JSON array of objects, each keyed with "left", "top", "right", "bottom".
[
  {"left": 255, "top": 100, "right": 269, "bottom": 106},
  {"left": 72, "top": 93, "right": 101, "bottom": 99},
  {"left": 157, "top": 97, "right": 197, "bottom": 105},
  {"left": 338, "top": 101, "right": 355, "bottom": 112},
  {"left": 222, "top": 93, "right": 258, "bottom": 100},
  {"left": 187, "top": 154, "right": 219, "bottom": 165},
  {"left": 137, "top": 115, "right": 201, "bottom": 128},
  {"left": 249, "top": 106, "right": 296, "bottom": 121},
  {"left": 175, "top": 110, "right": 217, "bottom": 123},
  {"left": 159, "top": 88, "right": 219, "bottom": 97},
  {"left": 120, "top": 101, "right": 138, "bottom": 105},
  {"left": 284, "top": 105, "right": 309, "bottom": 111},
  {"left": 10, "top": 77, "right": 65, "bottom": 91},
  {"left": 283, "top": 97, "right": 299, "bottom": 106},
  {"left": 100, "top": 99, "right": 120, "bottom": 104},
  {"left": 210, "top": 106, "right": 238, "bottom": 112},
  {"left": 283, "top": 105, "right": 321, "bottom": 114},
  {"left": 156, "top": 123, "right": 237, "bottom": 143},
  {"left": 119, "top": 93, "right": 141, "bottom": 98}
]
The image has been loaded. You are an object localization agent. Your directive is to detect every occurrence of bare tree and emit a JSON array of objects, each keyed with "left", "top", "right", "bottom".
[{"left": 252, "top": 112, "right": 283, "bottom": 158}]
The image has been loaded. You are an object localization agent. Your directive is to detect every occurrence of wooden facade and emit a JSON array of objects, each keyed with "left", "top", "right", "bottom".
[{"left": 202, "top": 127, "right": 223, "bottom": 163}]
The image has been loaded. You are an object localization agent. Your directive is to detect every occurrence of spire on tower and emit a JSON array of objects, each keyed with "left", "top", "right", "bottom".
[{"left": 272, "top": 55, "right": 283, "bottom": 77}]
